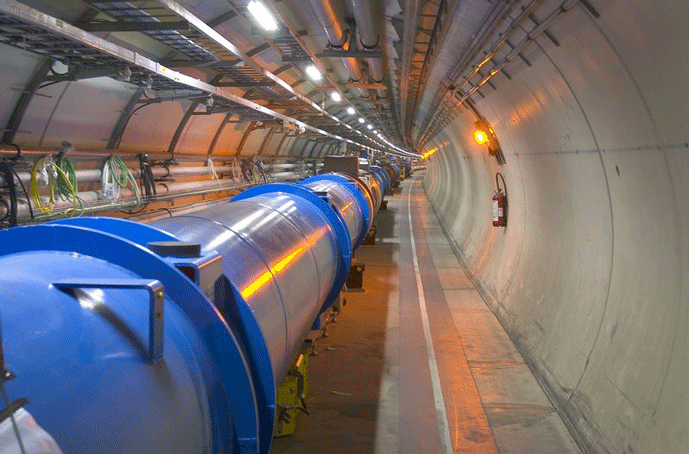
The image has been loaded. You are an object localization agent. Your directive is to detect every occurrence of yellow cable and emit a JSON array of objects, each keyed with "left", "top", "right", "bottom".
[
  {"left": 30, "top": 157, "right": 55, "bottom": 214},
  {"left": 30, "top": 157, "right": 79, "bottom": 215}
]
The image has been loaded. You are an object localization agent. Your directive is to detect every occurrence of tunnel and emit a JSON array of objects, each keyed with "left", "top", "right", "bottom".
[{"left": 0, "top": 0, "right": 685, "bottom": 453}]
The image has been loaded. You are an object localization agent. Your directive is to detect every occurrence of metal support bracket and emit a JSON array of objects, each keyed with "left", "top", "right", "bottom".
[{"left": 53, "top": 278, "right": 165, "bottom": 363}]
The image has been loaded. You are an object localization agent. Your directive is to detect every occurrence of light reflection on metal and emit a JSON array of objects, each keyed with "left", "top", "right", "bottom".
[
  {"left": 242, "top": 246, "right": 305, "bottom": 298},
  {"left": 240, "top": 226, "right": 328, "bottom": 299}
]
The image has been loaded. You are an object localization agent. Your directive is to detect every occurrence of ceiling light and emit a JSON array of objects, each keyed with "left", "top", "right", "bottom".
[
  {"left": 305, "top": 65, "right": 322, "bottom": 81},
  {"left": 330, "top": 92, "right": 342, "bottom": 102},
  {"left": 358, "top": 117, "right": 365, "bottom": 123},
  {"left": 347, "top": 107, "right": 355, "bottom": 115},
  {"left": 247, "top": 1, "right": 278, "bottom": 32},
  {"left": 367, "top": 124, "right": 373, "bottom": 130}
]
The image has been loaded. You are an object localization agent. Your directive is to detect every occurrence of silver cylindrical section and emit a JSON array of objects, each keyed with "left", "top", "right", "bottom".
[
  {"left": 306, "top": 0, "right": 346, "bottom": 46},
  {"left": 303, "top": 180, "right": 363, "bottom": 248},
  {"left": 347, "top": 0, "right": 386, "bottom": 97},
  {"left": 151, "top": 195, "right": 339, "bottom": 384},
  {"left": 364, "top": 173, "right": 382, "bottom": 214}
]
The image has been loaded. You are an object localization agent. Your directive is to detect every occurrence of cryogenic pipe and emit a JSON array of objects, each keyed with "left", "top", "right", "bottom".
[
  {"left": 346, "top": 0, "right": 388, "bottom": 98},
  {"left": 261, "top": 163, "right": 304, "bottom": 171},
  {"left": 0, "top": 171, "right": 381, "bottom": 454},
  {"left": 2, "top": 167, "right": 315, "bottom": 221},
  {"left": 268, "top": 171, "right": 302, "bottom": 180},
  {"left": 0, "top": 146, "right": 231, "bottom": 162},
  {"left": 301, "top": 173, "right": 374, "bottom": 248},
  {"left": 369, "top": 165, "right": 391, "bottom": 195}
]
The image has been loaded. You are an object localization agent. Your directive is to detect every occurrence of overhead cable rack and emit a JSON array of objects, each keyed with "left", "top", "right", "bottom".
[
  {"left": 83, "top": 0, "right": 313, "bottom": 113},
  {"left": 0, "top": 0, "right": 400, "bottom": 154}
]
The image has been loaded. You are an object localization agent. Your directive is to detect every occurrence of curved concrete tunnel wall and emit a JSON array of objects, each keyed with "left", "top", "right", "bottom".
[{"left": 422, "top": 2, "right": 688, "bottom": 453}]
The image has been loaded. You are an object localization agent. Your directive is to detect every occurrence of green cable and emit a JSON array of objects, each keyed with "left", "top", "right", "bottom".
[
  {"left": 55, "top": 154, "right": 83, "bottom": 216},
  {"left": 104, "top": 155, "right": 141, "bottom": 207}
]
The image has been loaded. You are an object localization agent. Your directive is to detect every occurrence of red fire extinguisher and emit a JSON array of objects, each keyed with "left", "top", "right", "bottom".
[{"left": 492, "top": 172, "right": 507, "bottom": 227}]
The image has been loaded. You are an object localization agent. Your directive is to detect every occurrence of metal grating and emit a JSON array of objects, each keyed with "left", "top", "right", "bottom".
[
  {"left": 0, "top": 11, "right": 268, "bottom": 116},
  {"left": 0, "top": 0, "right": 394, "bottom": 155},
  {"left": 215, "top": 65, "right": 291, "bottom": 101},
  {"left": 83, "top": 2, "right": 324, "bottom": 115},
  {"left": 0, "top": 15, "right": 123, "bottom": 67},
  {"left": 86, "top": 0, "right": 216, "bottom": 62},
  {"left": 270, "top": 33, "right": 310, "bottom": 64}
]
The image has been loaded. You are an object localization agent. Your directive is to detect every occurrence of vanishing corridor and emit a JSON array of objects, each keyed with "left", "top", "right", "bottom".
[{"left": 271, "top": 176, "right": 580, "bottom": 453}]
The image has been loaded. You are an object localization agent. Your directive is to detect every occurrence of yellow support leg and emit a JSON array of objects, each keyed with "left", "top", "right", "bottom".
[{"left": 273, "top": 346, "right": 310, "bottom": 437}]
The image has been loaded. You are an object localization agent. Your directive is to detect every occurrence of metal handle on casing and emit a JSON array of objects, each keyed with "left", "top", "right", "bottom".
[{"left": 53, "top": 278, "right": 165, "bottom": 363}]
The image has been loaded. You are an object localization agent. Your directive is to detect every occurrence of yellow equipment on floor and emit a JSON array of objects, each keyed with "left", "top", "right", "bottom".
[{"left": 273, "top": 346, "right": 310, "bottom": 437}]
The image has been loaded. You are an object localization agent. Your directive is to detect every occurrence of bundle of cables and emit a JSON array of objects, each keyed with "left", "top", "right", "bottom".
[
  {"left": 30, "top": 155, "right": 81, "bottom": 215},
  {"left": 102, "top": 155, "right": 141, "bottom": 206}
]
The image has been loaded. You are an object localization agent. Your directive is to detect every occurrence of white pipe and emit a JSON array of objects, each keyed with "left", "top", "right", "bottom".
[
  {"left": 269, "top": 171, "right": 302, "bottom": 179},
  {"left": 4, "top": 179, "right": 238, "bottom": 220},
  {"left": 0, "top": 165, "right": 237, "bottom": 187},
  {"left": 3, "top": 168, "right": 313, "bottom": 222}
]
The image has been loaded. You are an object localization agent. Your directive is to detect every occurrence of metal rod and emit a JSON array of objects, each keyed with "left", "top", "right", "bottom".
[
  {"left": 0, "top": 165, "right": 238, "bottom": 187},
  {"left": 453, "top": 0, "right": 578, "bottom": 107},
  {"left": 0, "top": 146, "right": 234, "bottom": 161},
  {"left": 4, "top": 178, "right": 244, "bottom": 221}
]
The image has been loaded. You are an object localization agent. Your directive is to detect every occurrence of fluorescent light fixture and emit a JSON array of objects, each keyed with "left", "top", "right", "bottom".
[
  {"left": 347, "top": 107, "right": 356, "bottom": 115},
  {"left": 247, "top": 1, "right": 278, "bottom": 31},
  {"left": 330, "top": 92, "right": 342, "bottom": 102},
  {"left": 305, "top": 65, "right": 322, "bottom": 81},
  {"left": 358, "top": 117, "right": 365, "bottom": 123}
]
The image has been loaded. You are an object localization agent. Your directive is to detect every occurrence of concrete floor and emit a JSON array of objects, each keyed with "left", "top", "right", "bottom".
[{"left": 270, "top": 176, "right": 580, "bottom": 454}]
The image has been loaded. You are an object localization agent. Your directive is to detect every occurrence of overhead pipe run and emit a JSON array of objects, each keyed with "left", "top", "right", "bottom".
[
  {"left": 0, "top": 165, "right": 237, "bottom": 188},
  {"left": 346, "top": 0, "right": 388, "bottom": 101},
  {"left": 0, "top": 179, "right": 248, "bottom": 221},
  {"left": 0, "top": 159, "right": 316, "bottom": 222},
  {"left": 306, "top": 0, "right": 368, "bottom": 97}
]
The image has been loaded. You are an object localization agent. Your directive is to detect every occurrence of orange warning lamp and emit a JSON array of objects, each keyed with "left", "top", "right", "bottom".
[{"left": 474, "top": 129, "right": 489, "bottom": 145}]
